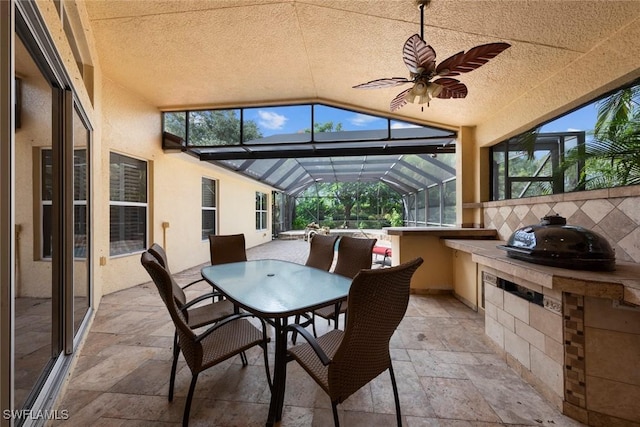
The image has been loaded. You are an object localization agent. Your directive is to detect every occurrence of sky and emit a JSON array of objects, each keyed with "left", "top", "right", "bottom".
[
  {"left": 238, "top": 95, "right": 603, "bottom": 141},
  {"left": 539, "top": 101, "right": 599, "bottom": 134},
  {"left": 242, "top": 104, "right": 419, "bottom": 137}
]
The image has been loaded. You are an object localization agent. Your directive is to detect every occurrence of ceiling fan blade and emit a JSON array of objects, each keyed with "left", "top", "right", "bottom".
[
  {"left": 433, "top": 78, "right": 468, "bottom": 98},
  {"left": 436, "top": 42, "right": 510, "bottom": 76},
  {"left": 403, "top": 34, "right": 436, "bottom": 74},
  {"left": 390, "top": 88, "right": 411, "bottom": 112},
  {"left": 353, "top": 77, "right": 411, "bottom": 89}
]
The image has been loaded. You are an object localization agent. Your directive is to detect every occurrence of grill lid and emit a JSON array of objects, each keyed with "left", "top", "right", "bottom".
[{"left": 497, "top": 214, "right": 616, "bottom": 271}]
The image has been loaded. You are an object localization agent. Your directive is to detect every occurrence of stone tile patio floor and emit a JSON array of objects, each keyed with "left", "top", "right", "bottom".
[{"left": 52, "top": 239, "right": 584, "bottom": 426}]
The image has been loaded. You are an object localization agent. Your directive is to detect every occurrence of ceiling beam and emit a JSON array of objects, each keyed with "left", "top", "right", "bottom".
[{"left": 199, "top": 144, "right": 455, "bottom": 161}]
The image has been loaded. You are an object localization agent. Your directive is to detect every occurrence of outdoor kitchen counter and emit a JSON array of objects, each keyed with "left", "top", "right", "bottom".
[
  {"left": 443, "top": 239, "right": 640, "bottom": 425},
  {"left": 382, "top": 227, "right": 498, "bottom": 293},
  {"left": 443, "top": 238, "right": 640, "bottom": 306}
]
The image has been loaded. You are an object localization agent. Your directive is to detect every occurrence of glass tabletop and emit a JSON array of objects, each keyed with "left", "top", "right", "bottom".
[{"left": 201, "top": 259, "right": 352, "bottom": 318}]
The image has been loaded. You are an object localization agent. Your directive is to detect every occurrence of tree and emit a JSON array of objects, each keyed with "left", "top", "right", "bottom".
[
  {"left": 164, "top": 110, "right": 262, "bottom": 145},
  {"left": 330, "top": 182, "right": 360, "bottom": 228},
  {"left": 560, "top": 84, "right": 640, "bottom": 189},
  {"left": 294, "top": 182, "right": 402, "bottom": 229},
  {"left": 304, "top": 121, "right": 343, "bottom": 133}
]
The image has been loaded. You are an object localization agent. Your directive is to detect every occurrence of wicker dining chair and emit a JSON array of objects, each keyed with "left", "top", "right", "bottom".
[
  {"left": 314, "top": 236, "right": 377, "bottom": 329},
  {"left": 146, "top": 244, "right": 237, "bottom": 399},
  {"left": 141, "top": 251, "right": 272, "bottom": 427},
  {"left": 208, "top": 233, "right": 247, "bottom": 265},
  {"left": 148, "top": 243, "right": 205, "bottom": 290},
  {"left": 292, "top": 234, "right": 340, "bottom": 342},
  {"left": 207, "top": 234, "right": 248, "bottom": 305},
  {"left": 286, "top": 257, "right": 423, "bottom": 427},
  {"left": 304, "top": 234, "right": 339, "bottom": 271}
]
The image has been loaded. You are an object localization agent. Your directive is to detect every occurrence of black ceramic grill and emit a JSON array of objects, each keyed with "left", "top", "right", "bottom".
[{"left": 497, "top": 215, "right": 616, "bottom": 271}]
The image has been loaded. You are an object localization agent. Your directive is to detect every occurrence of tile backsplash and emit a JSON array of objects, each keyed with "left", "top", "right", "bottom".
[{"left": 482, "top": 185, "right": 640, "bottom": 263}]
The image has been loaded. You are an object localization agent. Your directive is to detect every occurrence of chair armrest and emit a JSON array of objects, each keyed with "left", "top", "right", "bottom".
[
  {"left": 181, "top": 291, "right": 225, "bottom": 311},
  {"left": 181, "top": 278, "right": 205, "bottom": 290},
  {"left": 285, "top": 324, "right": 331, "bottom": 366},
  {"left": 195, "top": 312, "right": 255, "bottom": 343}
]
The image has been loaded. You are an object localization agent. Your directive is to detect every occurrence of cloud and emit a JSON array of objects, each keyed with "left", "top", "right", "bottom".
[
  {"left": 391, "top": 122, "right": 420, "bottom": 129},
  {"left": 258, "top": 110, "right": 288, "bottom": 130},
  {"left": 350, "top": 114, "right": 380, "bottom": 127}
]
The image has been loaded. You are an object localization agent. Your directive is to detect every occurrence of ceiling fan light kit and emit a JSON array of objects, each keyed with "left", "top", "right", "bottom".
[{"left": 353, "top": 0, "right": 510, "bottom": 112}]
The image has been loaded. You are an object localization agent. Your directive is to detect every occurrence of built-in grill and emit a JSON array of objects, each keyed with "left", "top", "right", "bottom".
[{"left": 497, "top": 214, "right": 616, "bottom": 271}]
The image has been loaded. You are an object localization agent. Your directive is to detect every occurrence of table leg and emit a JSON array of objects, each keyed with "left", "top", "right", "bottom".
[{"left": 266, "top": 317, "right": 288, "bottom": 426}]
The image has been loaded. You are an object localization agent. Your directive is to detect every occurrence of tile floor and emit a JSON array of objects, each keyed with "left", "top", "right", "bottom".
[{"left": 51, "top": 240, "right": 584, "bottom": 426}]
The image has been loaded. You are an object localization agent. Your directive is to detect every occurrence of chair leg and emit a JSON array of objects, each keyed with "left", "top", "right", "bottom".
[
  {"left": 183, "top": 372, "right": 199, "bottom": 427},
  {"left": 261, "top": 342, "right": 273, "bottom": 390},
  {"left": 240, "top": 351, "right": 248, "bottom": 366},
  {"left": 388, "top": 364, "right": 402, "bottom": 427},
  {"left": 333, "top": 303, "right": 340, "bottom": 330},
  {"left": 292, "top": 314, "right": 300, "bottom": 344},
  {"left": 331, "top": 401, "right": 340, "bottom": 427},
  {"left": 169, "top": 331, "right": 180, "bottom": 401},
  {"left": 311, "top": 313, "right": 317, "bottom": 338}
]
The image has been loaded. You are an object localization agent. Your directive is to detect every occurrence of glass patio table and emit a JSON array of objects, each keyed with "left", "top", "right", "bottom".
[{"left": 201, "top": 259, "right": 352, "bottom": 426}]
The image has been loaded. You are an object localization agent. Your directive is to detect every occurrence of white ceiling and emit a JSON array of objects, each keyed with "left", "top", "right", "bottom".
[{"left": 83, "top": 0, "right": 640, "bottom": 132}]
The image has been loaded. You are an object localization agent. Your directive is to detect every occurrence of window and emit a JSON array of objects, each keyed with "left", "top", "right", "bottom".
[
  {"left": 41, "top": 148, "right": 88, "bottom": 259},
  {"left": 42, "top": 149, "right": 53, "bottom": 258},
  {"left": 256, "top": 192, "right": 268, "bottom": 230},
  {"left": 490, "top": 80, "right": 640, "bottom": 200},
  {"left": 202, "top": 178, "right": 217, "bottom": 239},
  {"left": 109, "top": 153, "right": 147, "bottom": 256}
]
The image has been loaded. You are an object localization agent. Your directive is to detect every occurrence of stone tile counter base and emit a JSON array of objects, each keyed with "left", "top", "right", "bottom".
[{"left": 448, "top": 238, "right": 640, "bottom": 426}]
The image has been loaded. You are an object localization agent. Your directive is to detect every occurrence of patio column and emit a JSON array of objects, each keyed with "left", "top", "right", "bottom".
[{"left": 456, "top": 126, "right": 486, "bottom": 228}]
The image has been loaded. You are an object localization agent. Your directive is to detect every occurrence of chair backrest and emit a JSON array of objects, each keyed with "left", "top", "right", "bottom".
[
  {"left": 141, "top": 251, "right": 195, "bottom": 339},
  {"left": 147, "top": 243, "right": 187, "bottom": 306},
  {"left": 327, "top": 257, "right": 423, "bottom": 402},
  {"left": 148, "top": 243, "right": 169, "bottom": 270},
  {"left": 333, "top": 236, "right": 377, "bottom": 279},
  {"left": 140, "top": 251, "right": 201, "bottom": 370},
  {"left": 208, "top": 234, "right": 247, "bottom": 265},
  {"left": 304, "top": 234, "right": 339, "bottom": 271}
]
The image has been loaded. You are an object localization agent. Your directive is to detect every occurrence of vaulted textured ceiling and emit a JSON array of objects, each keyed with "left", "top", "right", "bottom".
[{"left": 84, "top": 0, "right": 640, "bottom": 135}]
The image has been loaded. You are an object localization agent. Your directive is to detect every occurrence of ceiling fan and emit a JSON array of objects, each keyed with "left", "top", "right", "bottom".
[{"left": 353, "top": 0, "right": 511, "bottom": 112}]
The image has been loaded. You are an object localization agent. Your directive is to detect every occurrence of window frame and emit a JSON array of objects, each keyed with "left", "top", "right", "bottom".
[
  {"left": 40, "top": 147, "right": 89, "bottom": 260},
  {"left": 109, "top": 152, "right": 148, "bottom": 257},
  {"left": 255, "top": 191, "right": 268, "bottom": 231},
  {"left": 202, "top": 177, "right": 217, "bottom": 240},
  {"left": 489, "top": 78, "right": 640, "bottom": 201}
]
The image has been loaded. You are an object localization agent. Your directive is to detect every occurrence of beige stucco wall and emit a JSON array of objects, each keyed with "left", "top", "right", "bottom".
[
  {"left": 474, "top": 17, "right": 640, "bottom": 148},
  {"left": 99, "top": 79, "right": 274, "bottom": 295},
  {"left": 17, "top": 2, "right": 276, "bottom": 298}
]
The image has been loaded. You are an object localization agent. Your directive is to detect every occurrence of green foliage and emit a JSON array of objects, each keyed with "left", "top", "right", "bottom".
[
  {"left": 514, "top": 128, "right": 541, "bottom": 161},
  {"left": 294, "top": 182, "right": 402, "bottom": 229},
  {"left": 304, "top": 121, "right": 343, "bottom": 133},
  {"left": 560, "top": 85, "right": 640, "bottom": 189},
  {"left": 292, "top": 217, "right": 308, "bottom": 230},
  {"left": 164, "top": 112, "right": 186, "bottom": 138},
  {"left": 165, "top": 110, "right": 263, "bottom": 146},
  {"left": 384, "top": 208, "right": 403, "bottom": 226}
]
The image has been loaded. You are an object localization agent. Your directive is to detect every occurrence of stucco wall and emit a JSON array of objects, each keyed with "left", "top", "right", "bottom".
[
  {"left": 99, "top": 79, "right": 274, "bottom": 295},
  {"left": 475, "top": 18, "right": 640, "bottom": 148},
  {"left": 16, "top": 2, "right": 277, "bottom": 300}
]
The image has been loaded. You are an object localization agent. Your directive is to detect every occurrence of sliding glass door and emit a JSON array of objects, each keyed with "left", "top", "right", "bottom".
[{"left": 9, "top": 5, "right": 92, "bottom": 420}]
